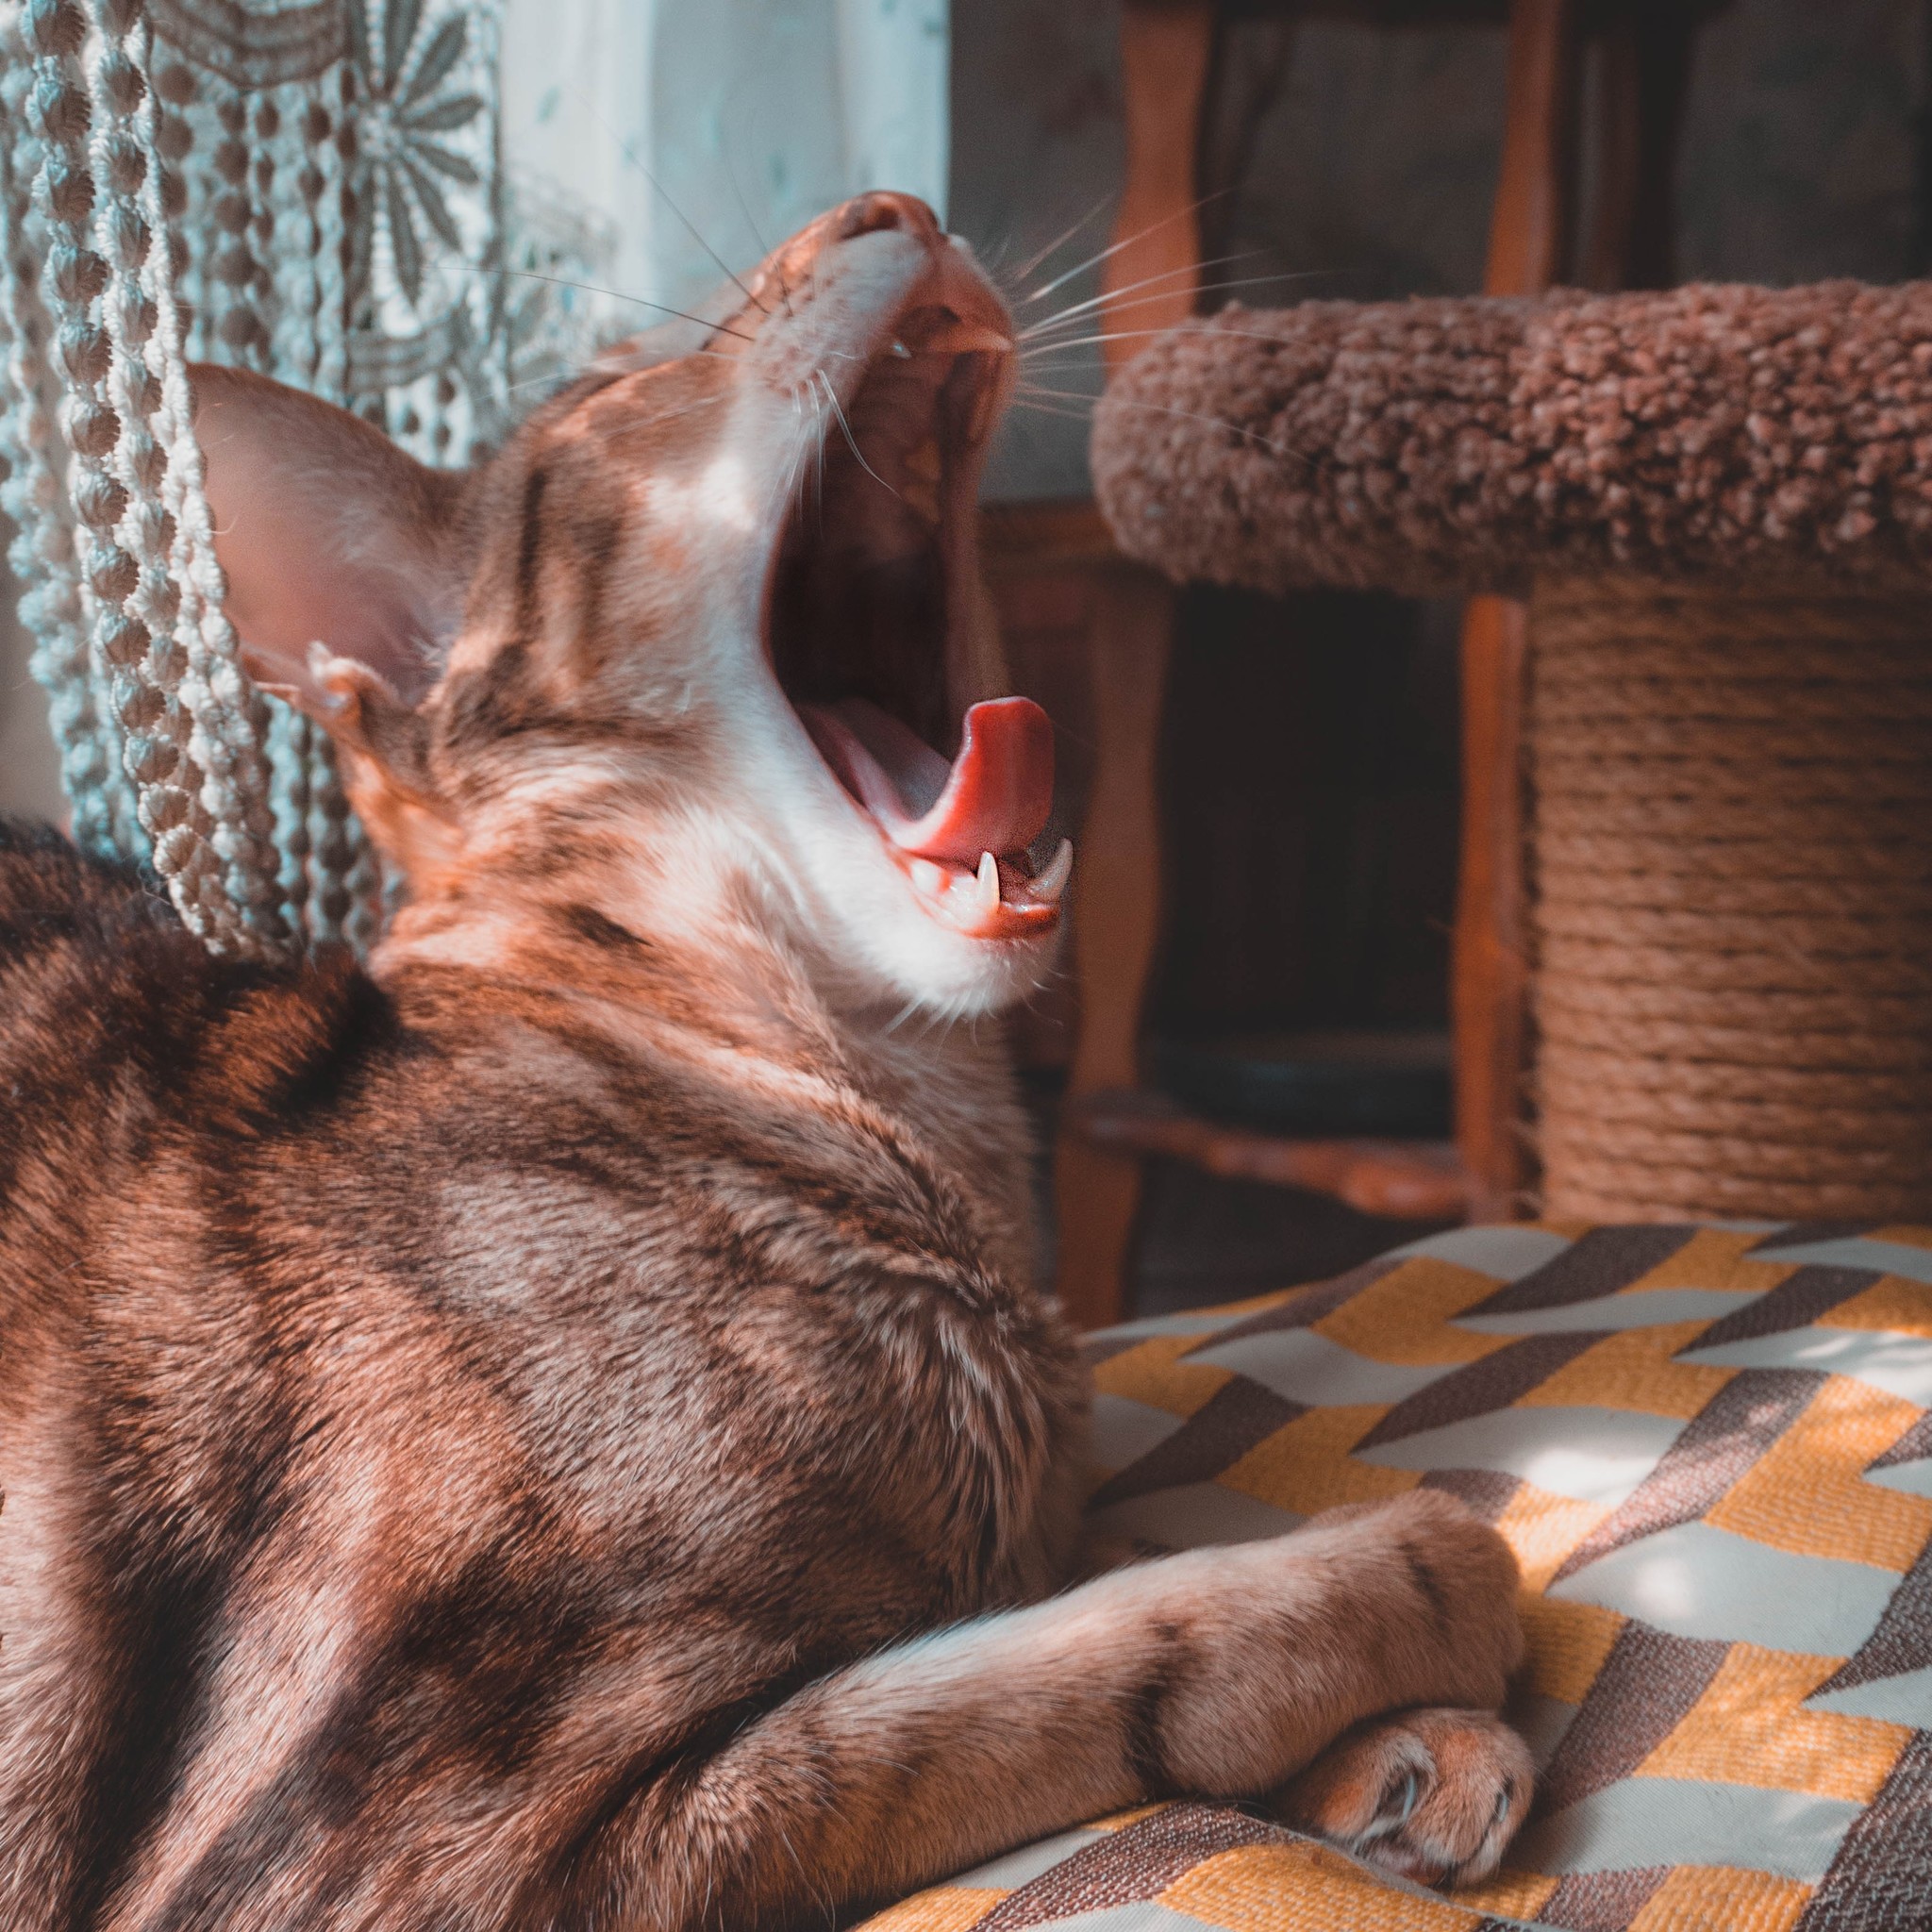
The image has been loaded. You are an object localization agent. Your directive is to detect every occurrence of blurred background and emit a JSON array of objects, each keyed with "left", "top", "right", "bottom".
[{"left": 2, "top": 0, "right": 1924, "bottom": 1308}]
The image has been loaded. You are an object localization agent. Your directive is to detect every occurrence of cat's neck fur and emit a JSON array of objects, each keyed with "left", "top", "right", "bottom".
[{"left": 372, "top": 836, "right": 1043, "bottom": 1288}]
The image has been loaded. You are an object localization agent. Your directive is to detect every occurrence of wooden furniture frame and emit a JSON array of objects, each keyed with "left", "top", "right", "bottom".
[{"left": 1004, "top": 0, "right": 1713, "bottom": 1326}]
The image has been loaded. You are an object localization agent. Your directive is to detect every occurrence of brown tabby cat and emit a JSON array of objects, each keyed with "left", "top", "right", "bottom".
[{"left": 0, "top": 192, "right": 1533, "bottom": 1931}]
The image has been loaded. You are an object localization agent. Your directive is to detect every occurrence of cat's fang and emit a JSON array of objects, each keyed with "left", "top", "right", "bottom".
[
  {"left": 965, "top": 379, "right": 1000, "bottom": 448},
  {"left": 1032, "top": 839, "right": 1073, "bottom": 906},
  {"left": 976, "top": 851, "right": 1000, "bottom": 915}
]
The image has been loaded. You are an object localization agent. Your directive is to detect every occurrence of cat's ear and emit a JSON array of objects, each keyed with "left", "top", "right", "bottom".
[{"left": 192, "top": 363, "right": 469, "bottom": 721}]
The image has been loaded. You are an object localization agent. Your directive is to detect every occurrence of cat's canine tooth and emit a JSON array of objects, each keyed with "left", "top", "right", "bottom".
[
  {"left": 1032, "top": 839, "right": 1073, "bottom": 905},
  {"left": 975, "top": 851, "right": 1000, "bottom": 915},
  {"left": 966, "top": 377, "right": 1000, "bottom": 446}
]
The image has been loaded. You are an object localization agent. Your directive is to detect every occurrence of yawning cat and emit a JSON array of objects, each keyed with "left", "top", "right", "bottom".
[{"left": 0, "top": 192, "right": 1530, "bottom": 1930}]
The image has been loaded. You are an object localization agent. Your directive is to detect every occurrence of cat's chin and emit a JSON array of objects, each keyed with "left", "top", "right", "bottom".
[{"left": 833, "top": 879, "right": 1065, "bottom": 1023}]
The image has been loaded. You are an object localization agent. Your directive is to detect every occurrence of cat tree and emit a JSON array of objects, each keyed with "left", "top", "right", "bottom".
[{"left": 1092, "top": 282, "right": 1932, "bottom": 1223}]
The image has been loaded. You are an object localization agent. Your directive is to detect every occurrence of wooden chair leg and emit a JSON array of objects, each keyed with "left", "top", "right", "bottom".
[
  {"left": 1101, "top": 1, "right": 1216, "bottom": 369},
  {"left": 1453, "top": 594, "right": 1532, "bottom": 1221},
  {"left": 1483, "top": 0, "right": 1582, "bottom": 297},
  {"left": 1054, "top": 569, "right": 1174, "bottom": 1329},
  {"left": 1049, "top": 0, "right": 1212, "bottom": 1327},
  {"left": 1453, "top": 0, "right": 1583, "bottom": 1220}
]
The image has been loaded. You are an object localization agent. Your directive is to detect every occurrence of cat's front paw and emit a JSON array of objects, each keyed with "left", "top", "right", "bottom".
[
  {"left": 1301, "top": 1489, "right": 1526, "bottom": 1712},
  {"left": 1271, "top": 1707, "right": 1534, "bottom": 1888}
]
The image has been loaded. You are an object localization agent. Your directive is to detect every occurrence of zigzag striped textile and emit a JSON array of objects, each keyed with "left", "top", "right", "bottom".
[{"left": 860, "top": 1222, "right": 1932, "bottom": 1932}]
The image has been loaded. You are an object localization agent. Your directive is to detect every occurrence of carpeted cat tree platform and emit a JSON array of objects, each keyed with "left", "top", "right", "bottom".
[{"left": 1091, "top": 283, "right": 1932, "bottom": 1224}]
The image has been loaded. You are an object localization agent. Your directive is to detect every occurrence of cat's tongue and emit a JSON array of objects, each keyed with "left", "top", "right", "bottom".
[{"left": 799, "top": 696, "right": 1053, "bottom": 864}]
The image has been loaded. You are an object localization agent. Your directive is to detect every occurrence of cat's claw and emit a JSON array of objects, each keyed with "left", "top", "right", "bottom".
[{"left": 1270, "top": 1707, "right": 1534, "bottom": 1889}]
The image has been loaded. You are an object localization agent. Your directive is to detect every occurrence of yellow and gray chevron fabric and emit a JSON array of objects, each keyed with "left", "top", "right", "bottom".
[{"left": 861, "top": 1221, "right": 1932, "bottom": 1932}]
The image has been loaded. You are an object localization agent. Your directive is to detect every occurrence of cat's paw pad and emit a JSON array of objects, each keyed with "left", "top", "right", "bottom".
[{"left": 1272, "top": 1707, "right": 1533, "bottom": 1889}]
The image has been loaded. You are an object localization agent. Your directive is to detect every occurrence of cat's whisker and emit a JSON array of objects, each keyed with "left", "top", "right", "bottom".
[
  {"left": 1017, "top": 261, "right": 1317, "bottom": 343},
  {"left": 1005, "top": 397, "right": 1095, "bottom": 425},
  {"left": 1020, "top": 266, "right": 1334, "bottom": 346},
  {"left": 997, "top": 193, "right": 1117, "bottom": 292},
  {"left": 564, "top": 78, "right": 770, "bottom": 316},
  {"left": 724, "top": 145, "right": 773, "bottom": 260},
  {"left": 628, "top": 393, "right": 731, "bottom": 431},
  {"left": 1013, "top": 383, "right": 1307, "bottom": 464},
  {"left": 1018, "top": 324, "right": 1314, "bottom": 361},
  {"left": 1004, "top": 391, "right": 1097, "bottom": 415},
  {"left": 1020, "top": 249, "right": 1267, "bottom": 328},
  {"left": 1020, "top": 192, "right": 1231, "bottom": 306},
  {"left": 807, "top": 382, "right": 830, "bottom": 539},
  {"left": 815, "top": 371, "right": 903, "bottom": 503},
  {"left": 723, "top": 147, "right": 799, "bottom": 321},
  {"left": 493, "top": 266, "right": 759, "bottom": 343}
]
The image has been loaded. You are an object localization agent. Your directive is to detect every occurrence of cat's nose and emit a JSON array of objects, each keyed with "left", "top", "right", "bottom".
[
  {"left": 762, "top": 192, "right": 950, "bottom": 299},
  {"left": 828, "top": 192, "right": 943, "bottom": 249}
]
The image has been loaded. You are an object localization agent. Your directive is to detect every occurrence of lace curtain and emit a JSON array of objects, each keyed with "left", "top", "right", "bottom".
[{"left": 498, "top": 0, "right": 949, "bottom": 343}]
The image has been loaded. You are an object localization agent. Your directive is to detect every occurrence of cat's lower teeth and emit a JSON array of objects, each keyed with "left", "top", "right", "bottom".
[{"left": 907, "top": 841, "right": 1072, "bottom": 921}]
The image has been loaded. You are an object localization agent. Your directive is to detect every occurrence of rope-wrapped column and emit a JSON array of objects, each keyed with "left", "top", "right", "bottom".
[{"left": 1528, "top": 577, "right": 1932, "bottom": 1219}]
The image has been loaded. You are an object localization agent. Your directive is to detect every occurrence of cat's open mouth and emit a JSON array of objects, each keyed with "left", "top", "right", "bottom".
[{"left": 766, "top": 296, "right": 1068, "bottom": 941}]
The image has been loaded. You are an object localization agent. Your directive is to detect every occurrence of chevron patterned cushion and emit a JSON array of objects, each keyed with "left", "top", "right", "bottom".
[{"left": 860, "top": 1221, "right": 1932, "bottom": 1932}]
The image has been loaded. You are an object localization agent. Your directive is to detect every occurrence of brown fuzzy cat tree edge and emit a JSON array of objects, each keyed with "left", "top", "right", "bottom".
[{"left": 1091, "top": 283, "right": 1932, "bottom": 1224}]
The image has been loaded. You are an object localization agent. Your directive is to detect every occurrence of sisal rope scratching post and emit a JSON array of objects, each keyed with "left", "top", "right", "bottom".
[{"left": 1091, "top": 283, "right": 1932, "bottom": 1222}]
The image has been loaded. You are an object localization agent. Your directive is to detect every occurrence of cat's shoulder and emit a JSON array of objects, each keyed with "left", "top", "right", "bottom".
[
  {"left": 0, "top": 813, "right": 155, "bottom": 928},
  {"left": 0, "top": 817, "right": 389, "bottom": 1136},
  {"left": 0, "top": 817, "right": 196, "bottom": 1023}
]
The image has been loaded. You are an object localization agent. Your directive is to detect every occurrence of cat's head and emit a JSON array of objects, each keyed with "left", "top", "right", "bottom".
[{"left": 196, "top": 192, "right": 1066, "bottom": 1018}]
